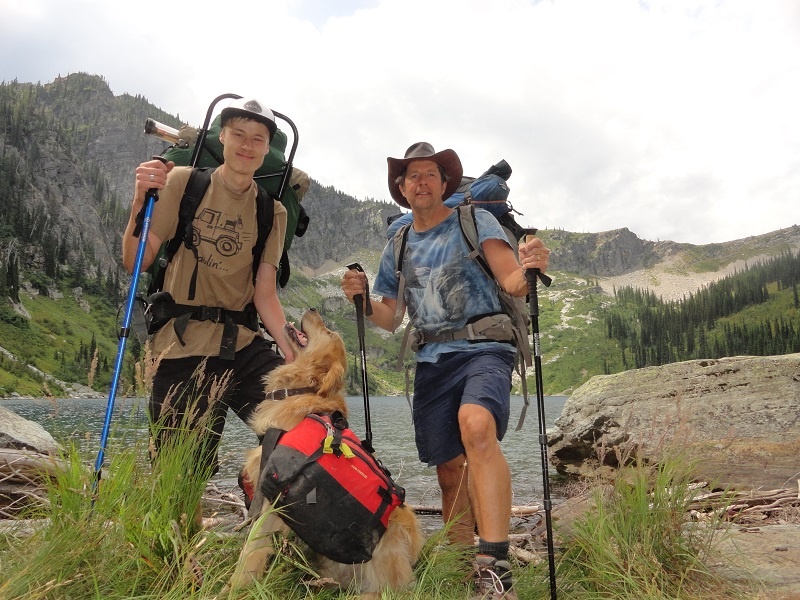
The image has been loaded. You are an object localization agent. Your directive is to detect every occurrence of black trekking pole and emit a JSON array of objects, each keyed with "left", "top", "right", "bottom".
[
  {"left": 522, "top": 228, "right": 557, "bottom": 600},
  {"left": 345, "top": 263, "right": 374, "bottom": 452},
  {"left": 93, "top": 156, "right": 166, "bottom": 490}
]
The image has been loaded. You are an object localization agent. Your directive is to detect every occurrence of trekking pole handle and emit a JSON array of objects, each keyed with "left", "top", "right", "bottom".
[
  {"left": 522, "top": 228, "right": 553, "bottom": 289},
  {"left": 132, "top": 156, "right": 169, "bottom": 239},
  {"left": 145, "top": 155, "right": 169, "bottom": 201},
  {"left": 345, "top": 263, "right": 373, "bottom": 318}
]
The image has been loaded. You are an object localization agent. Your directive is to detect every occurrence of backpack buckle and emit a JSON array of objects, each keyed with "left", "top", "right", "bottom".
[{"left": 197, "top": 306, "right": 225, "bottom": 323}]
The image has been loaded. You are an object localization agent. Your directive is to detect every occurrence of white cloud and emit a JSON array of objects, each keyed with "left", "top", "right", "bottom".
[{"left": 1, "top": 0, "right": 798, "bottom": 244}]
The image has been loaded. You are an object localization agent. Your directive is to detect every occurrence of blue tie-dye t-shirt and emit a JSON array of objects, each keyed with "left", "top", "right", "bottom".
[{"left": 372, "top": 208, "right": 516, "bottom": 363}]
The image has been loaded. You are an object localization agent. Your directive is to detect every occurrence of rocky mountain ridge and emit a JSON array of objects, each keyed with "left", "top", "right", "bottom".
[{"left": 4, "top": 73, "right": 799, "bottom": 290}]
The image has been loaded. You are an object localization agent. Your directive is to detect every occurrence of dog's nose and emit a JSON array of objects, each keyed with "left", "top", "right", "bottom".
[{"left": 309, "top": 307, "right": 318, "bottom": 313}]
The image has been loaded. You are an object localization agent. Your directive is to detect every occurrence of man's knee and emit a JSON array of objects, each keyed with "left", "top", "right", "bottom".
[{"left": 458, "top": 405, "right": 497, "bottom": 449}]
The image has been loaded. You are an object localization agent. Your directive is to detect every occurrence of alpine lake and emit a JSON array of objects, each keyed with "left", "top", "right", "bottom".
[{"left": 4, "top": 395, "right": 567, "bottom": 516}]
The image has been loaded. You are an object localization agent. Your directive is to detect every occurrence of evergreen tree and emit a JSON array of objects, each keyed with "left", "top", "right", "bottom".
[{"left": 6, "top": 250, "right": 20, "bottom": 302}]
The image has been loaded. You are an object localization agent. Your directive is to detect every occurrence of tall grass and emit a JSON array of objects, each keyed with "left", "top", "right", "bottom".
[
  {"left": 553, "top": 452, "right": 742, "bottom": 599},
  {"left": 1, "top": 422, "right": 751, "bottom": 598}
]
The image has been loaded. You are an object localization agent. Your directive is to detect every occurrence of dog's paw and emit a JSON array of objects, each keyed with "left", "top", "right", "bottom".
[{"left": 227, "top": 569, "right": 258, "bottom": 592}]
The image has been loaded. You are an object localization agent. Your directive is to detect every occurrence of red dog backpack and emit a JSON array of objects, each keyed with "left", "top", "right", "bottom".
[{"left": 257, "top": 411, "right": 405, "bottom": 564}]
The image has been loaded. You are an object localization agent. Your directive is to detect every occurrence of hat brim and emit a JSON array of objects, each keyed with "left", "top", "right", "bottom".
[
  {"left": 220, "top": 107, "right": 277, "bottom": 139},
  {"left": 387, "top": 148, "right": 463, "bottom": 209}
]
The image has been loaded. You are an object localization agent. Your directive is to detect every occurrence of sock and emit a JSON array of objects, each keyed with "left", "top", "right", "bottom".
[{"left": 477, "top": 538, "right": 510, "bottom": 562}]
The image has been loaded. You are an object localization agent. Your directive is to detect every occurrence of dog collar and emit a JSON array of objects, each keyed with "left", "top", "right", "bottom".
[{"left": 264, "top": 386, "right": 317, "bottom": 401}]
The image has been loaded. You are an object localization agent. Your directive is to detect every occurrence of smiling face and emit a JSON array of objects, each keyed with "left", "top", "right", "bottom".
[
  {"left": 218, "top": 117, "right": 271, "bottom": 178},
  {"left": 398, "top": 159, "right": 448, "bottom": 211}
]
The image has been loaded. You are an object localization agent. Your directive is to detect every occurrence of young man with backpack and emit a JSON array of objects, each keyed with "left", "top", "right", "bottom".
[
  {"left": 122, "top": 98, "right": 303, "bottom": 485},
  {"left": 341, "top": 142, "right": 550, "bottom": 599}
]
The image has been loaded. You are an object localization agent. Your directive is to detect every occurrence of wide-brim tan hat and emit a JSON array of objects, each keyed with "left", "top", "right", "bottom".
[{"left": 387, "top": 142, "right": 463, "bottom": 208}]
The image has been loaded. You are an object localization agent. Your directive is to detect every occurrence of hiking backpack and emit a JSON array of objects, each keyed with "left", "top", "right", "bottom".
[
  {"left": 387, "top": 160, "right": 534, "bottom": 429},
  {"left": 255, "top": 411, "right": 406, "bottom": 564}
]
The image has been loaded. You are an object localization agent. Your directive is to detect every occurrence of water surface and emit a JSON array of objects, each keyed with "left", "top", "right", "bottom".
[{"left": 3, "top": 395, "right": 567, "bottom": 507}]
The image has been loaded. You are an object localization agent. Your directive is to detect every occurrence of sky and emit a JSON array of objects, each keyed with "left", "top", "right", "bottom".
[{"left": 1, "top": 0, "right": 798, "bottom": 245}]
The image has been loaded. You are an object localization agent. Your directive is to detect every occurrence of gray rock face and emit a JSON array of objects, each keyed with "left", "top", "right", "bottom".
[
  {"left": 0, "top": 406, "right": 61, "bottom": 453},
  {"left": 548, "top": 354, "right": 800, "bottom": 489}
]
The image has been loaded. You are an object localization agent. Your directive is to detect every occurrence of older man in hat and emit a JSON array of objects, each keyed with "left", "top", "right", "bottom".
[
  {"left": 341, "top": 142, "right": 550, "bottom": 599},
  {"left": 122, "top": 97, "right": 302, "bottom": 492}
]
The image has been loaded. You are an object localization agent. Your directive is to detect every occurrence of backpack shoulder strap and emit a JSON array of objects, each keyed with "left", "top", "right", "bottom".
[
  {"left": 456, "top": 202, "right": 495, "bottom": 280},
  {"left": 173, "top": 167, "right": 214, "bottom": 256},
  {"left": 392, "top": 223, "right": 418, "bottom": 377},
  {"left": 391, "top": 222, "right": 412, "bottom": 332},
  {"left": 148, "top": 167, "right": 214, "bottom": 298},
  {"left": 253, "top": 186, "right": 275, "bottom": 285}
]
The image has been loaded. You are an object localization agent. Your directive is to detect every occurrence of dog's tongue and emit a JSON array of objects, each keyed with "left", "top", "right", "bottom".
[{"left": 284, "top": 322, "right": 308, "bottom": 348}]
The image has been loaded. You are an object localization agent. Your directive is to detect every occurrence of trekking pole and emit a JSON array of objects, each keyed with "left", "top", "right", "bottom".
[
  {"left": 522, "top": 228, "right": 557, "bottom": 600},
  {"left": 345, "top": 263, "right": 374, "bottom": 452},
  {"left": 93, "top": 156, "right": 166, "bottom": 489}
]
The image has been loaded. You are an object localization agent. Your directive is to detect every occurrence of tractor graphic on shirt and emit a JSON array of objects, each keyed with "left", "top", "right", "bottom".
[{"left": 192, "top": 208, "right": 243, "bottom": 256}]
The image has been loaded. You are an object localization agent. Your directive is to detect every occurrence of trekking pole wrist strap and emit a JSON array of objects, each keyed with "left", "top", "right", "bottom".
[{"left": 132, "top": 205, "right": 146, "bottom": 238}]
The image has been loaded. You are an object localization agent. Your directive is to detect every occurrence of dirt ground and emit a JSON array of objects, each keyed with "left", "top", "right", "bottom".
[{"left": 709, "top": 523, "right": 800, "bottom": 599}]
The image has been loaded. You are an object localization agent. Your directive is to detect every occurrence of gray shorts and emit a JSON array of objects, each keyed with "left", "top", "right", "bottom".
[{"left": 412, "top": 347, "right": 514, "bottom": 467}]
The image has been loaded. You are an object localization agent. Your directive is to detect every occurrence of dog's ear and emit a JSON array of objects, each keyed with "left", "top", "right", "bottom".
[{"left": 317, "top": 360, "right": 345, "bottom": 397}]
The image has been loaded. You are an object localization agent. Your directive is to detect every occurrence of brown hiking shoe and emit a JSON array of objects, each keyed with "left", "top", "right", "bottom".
[{"left": 471, "top": 554, "right": 517, "bottom": 600}]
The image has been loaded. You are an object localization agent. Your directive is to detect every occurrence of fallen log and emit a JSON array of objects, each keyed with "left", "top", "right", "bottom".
[
  {"left": 408, "top": 504, "right": 542, "bottom": 516},
  {"left": 686, "top": 483, "right": 800, "bottom": 522},
  {"left": 0, "top": 448, "right": 67, "bottom": 479}
]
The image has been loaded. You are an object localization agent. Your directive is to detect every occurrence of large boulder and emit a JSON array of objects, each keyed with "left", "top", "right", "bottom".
[
  {"left": 548, "top": 354, "right": 800, "bottom": 489},
  {"left": 0, "top": 406, "right": 61, "bottom": 453}
]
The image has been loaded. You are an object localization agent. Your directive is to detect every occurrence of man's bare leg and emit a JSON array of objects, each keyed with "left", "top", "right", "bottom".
[
  {"left": 436, "top": 455, "right": 475, "bottom": 546},
  {"left": 458, "top": 404, "right": 512, "bottom": 542}
]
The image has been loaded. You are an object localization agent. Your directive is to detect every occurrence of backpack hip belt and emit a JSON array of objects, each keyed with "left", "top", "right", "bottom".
[
  {"left": 409, "top": 313, "right": 515, "bottom": 352},
  {"left": 147, "top": 291, "right": 259, "bottom": 360}
]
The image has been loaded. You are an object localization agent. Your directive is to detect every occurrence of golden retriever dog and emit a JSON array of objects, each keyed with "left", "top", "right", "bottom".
[{"left": 228, "top": 308, "right": 424, "bottom": 599}]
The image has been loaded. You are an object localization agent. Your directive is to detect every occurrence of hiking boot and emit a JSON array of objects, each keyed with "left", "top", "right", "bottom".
[{"left": 471, "top": 554, "right": 517, "bottom": 599}]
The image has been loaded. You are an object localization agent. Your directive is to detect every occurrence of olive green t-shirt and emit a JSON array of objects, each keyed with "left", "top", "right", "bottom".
[{"left": 148, "top": 167, "right": 286, "bottom": 359}]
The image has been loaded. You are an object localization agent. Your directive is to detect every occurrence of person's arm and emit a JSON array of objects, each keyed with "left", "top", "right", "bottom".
[
  {"left": 484, "top": 236, "right": 550, "bottom": 297},
  {"left": 121, "top": 158, "right": 173, "bottom": 273},
  {"left": 253, "top": 262, "right": 298, "bottom": 362},
  {"left": 341, "top": 269, "right": 400, "bottom": 332}
]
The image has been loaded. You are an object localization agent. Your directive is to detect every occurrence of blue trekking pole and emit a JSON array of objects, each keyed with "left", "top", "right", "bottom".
[
  {"left": 523, "top": 228, "right": 557, "bottom": 600},
  {"left": 93, "top": 156, "right": 166, "bottom": 488}
]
